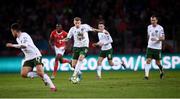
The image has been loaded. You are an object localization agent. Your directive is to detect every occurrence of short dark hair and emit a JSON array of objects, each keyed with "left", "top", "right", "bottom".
[
  {"left": 74, "top": 17, "right": 81, "bottom": 21},
  {"left": 151, "top": 15, "right": 158, "bottom": 20},
  {"left": 11, "top": 23, "right": 21, "bottom": 31},
  {"left": 98, "top": 21, "right": 105, "bottom": 25}
]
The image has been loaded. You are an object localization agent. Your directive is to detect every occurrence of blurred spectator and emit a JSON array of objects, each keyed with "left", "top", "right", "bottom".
[{"left": 0, "top": 0, "right": 179, "bottom": 56}]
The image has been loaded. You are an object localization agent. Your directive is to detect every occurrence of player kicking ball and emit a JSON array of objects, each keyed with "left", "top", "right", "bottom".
[
  {"left": 92, "top": 22, "right": 126, "bottom": 79},
  {"left": 63, "top": 17, "right": 104, "bottom": 82},
  {"left": 49, "top": 24, "right": 71, "bottom": 80},
  {"left": 144, "top": 15, "right": 165, "bottom": 80},
  {"left": 6, "top": 23, "right": 57, "bottom": 91}
]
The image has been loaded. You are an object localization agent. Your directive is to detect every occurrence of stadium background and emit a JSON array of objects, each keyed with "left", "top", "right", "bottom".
[
  {"left": 0, "top": 0, "right": 179, "bottom": 56},
  {"left": 0, "top": 0, "right": 179, "bottom": 72}
]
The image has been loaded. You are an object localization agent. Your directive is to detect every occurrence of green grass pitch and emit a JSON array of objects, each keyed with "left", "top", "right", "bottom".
[{"left": 0, "top": 70, "right": 179, "bottom": 98}]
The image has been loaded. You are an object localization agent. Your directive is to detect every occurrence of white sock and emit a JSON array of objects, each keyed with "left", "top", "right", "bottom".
[
  {"left": 145, "top": 63, "right": 151, "bottom": 77},
  {"left": 97, "top": 65, "right": 102, "bottom": 78},
  {"left": 43, "top": 74, "right": 55, "bottom": 88},
  {"left": 27, "top": 72, "right": 38, "bottom": 78},
  {"left": 73, "top": 60, "right": 83, "bottom": 77}
]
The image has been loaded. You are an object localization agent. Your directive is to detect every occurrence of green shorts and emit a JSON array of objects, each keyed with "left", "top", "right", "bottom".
[
  {"left": 99, "top": 48, "right": 113, "bottom": 60},
  {"left": 72, "top": 47, "right": 88, "bottom": 60},
  {"left": 23, "top": 57, "right": 43, "bottom": 68},
  {"left": 146, "top": 48, "right": 162, "bottom": 60}
]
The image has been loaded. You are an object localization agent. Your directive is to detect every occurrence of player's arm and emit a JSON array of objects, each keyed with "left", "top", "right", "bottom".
[
  {"left": 84, "top": 24, "right": 108, "bottom": 34},
  {"left": 92, "top": 28, "right": 109, "bottom": 34},
  {"left": 6, "top": 35, "right": 29, "bottom": 48},
  {"left": 49, "top": 33, "right": 54, "bottom": 46},
  {"left": 158, "top": 28, "right": 165, "bottom": 41},
  {"left": 62, "top": 28, "right": 73, "bottom": 42},
  {"left": 6, "top": 43, "right": 26, "bottom": 49}
]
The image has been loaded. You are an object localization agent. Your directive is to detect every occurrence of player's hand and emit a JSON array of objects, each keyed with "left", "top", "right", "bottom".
[
  {"left": 6, "top": 43, "right": 13, "bottom": 47},
  {"left": 92, "top": 43, "right": 97, "bottom": 47},
  {"left": 98, "top": 42, "right": 104, "bottom": 47}
]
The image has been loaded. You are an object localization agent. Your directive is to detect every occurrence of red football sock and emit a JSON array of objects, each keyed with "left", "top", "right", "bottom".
[
  {"left": 52, "top": 58, "right": 59, "bottom": 77},
  {"left": 61, "top": 58, "right": 71, "bottom": 63}
]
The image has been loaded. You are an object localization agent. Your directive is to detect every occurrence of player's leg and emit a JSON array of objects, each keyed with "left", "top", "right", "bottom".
[
  {"left": 144, "top": 58, "right": 152, "bottom": 79},
  {"left": 51, "top": 54, "right": 61, "bottom": 79},
  {"left": 36, "top": 64, "right": 56, "bottom": 91},
  {"left": 35, "top": 57, "right": 56, "bottom": 91},
  {"left": 144, "top": 48, "right": 153, "bottom": 80},
  {"left": 21, "top": 67, "right": 33, "bottom": 78},
  {"left": 97, "top": 57, "right": 104, "bottom": 79},
  {"left": 22, "top": 60, "right": 38, "bottom": 78},
  {"left": 155, "top": 60, "right": 164, "bottom": 79},
  {"left": 72, "top": 47, "right": 88, "bottom": 79},
  {"left": 52, "top": 47, "right": 71, "bottom": 79},
  {"left": 154, "top": 49, "right": 164, "bottom": 79},
  {"left": 105, "top": 49, "right": 126, "bottom": 68},
  {"left": 72, "top": 54, "right": 85, "bottom": 77}
]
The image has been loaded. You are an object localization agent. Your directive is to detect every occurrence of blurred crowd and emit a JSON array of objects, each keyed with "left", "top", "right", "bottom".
[{"left": 0, "top": 0, "right": 179, "bottom": 56}]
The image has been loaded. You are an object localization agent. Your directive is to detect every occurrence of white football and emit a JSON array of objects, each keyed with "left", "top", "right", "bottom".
[{"left": 70, "top": 76, "right": 80, "bottom": 84}]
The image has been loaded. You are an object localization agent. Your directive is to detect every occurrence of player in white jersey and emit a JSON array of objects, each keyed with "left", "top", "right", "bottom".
[
  {"left": 64, "top": 17, "right": 104, "bottom": 82},
  {"left": 6, "top": 23, "right": 57, "bottom": 91},
  {"left": 92, "top": 22, "right": 126, "bottom": 79},
  {"left": 144, "top": 15, "right": 165, "bottom": 80}
]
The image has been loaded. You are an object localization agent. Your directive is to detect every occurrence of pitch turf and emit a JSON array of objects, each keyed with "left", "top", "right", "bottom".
[{"left": 0, "top": 70, "right": 179, "bottom": 98}]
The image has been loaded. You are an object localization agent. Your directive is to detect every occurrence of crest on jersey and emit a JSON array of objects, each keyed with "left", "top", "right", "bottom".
[
  {"left": 155, "top": 30, "right": 158, "bottom": 33},
  {"left": 81, "top": 28, "right": 84, "bottom": 32}
]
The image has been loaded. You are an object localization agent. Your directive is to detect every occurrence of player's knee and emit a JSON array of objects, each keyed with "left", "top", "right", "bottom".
[
  {"left": 78, "top": 56, "right": 84, "bottom": 61},
  {"left": 109, "top": 62, "right": 114, "bottom": 66},
  {"left": 56, "top": 54, "right": 62, "bottom": 59},
  {"left": 21, "top": 72, "right": 27, "bottom": 78},
  {"left": 109, "top": 61, "right": 114, "bottom": 66},
  {"left": 97, "top": 61, "right": 102, "bottom": 66},
  {"left": 156, "top": 61, "right": 161, "bottom": 65},
  {"left": 36, "top": 71, "right": 43, "bottom": 77}
]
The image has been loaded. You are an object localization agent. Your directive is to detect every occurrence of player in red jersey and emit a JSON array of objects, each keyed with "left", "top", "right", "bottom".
[{"left": 49, "top": 24, "right": 71, "bottom": 79}]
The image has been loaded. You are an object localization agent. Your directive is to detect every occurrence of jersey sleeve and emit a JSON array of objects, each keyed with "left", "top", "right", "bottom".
[
  {"left": 67, "top": 27, "right": 73, "bottom": 39},
  {"left": 160, "top": 27, "right": 165, "bottom": 37},
  {"left": 84, "top": 24, "right": 93, "bottom": 31}
]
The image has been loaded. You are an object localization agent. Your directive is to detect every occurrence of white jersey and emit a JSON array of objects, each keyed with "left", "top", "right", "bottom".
[
  {"left": 67, "top": 24, "right": 92, "bottom": 47},
  {"left": 147, "top": 24, "right": 165, "bottom": 50},
  {"left": 16, "top": 32, "right": 41, "bottom": 61},
  {"left": 98, "top": 30, "right": 113, "bottom": 50}
]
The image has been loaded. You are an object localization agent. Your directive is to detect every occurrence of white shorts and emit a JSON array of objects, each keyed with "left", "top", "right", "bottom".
[{"left": 54, "top": 46, "right": 65, "bottom": 55}]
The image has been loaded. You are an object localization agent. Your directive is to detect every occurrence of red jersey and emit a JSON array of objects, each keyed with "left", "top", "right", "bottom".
[{"left": 50, "top": 30, "right": 67, "bottom": 48}]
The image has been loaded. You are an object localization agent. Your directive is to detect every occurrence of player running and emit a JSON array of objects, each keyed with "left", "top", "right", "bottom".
[
  {"left": 92, "top": 22, "right": 126, "bottom": 79},
  {"left": 6, "top": 23, "right": 57, "bottom": 91},
  {"left": 49, "top": 24, "right": 71, "bottom": 79},
  {"left": 144, "top": 15, "right": 165, "bottom": 80},
  {"left": 64, "top": 17, "right": 104, "bottom": 81}
]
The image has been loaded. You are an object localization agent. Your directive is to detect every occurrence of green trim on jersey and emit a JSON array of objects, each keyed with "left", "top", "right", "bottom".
[
  {"left": 99, "top": 48, "right": 113, "bottom": 60},
  {"left": 72, "top": 47, "right": 88, "bottom": 60},
  {"left": 146, "top": 48, "right": 162, "bottom": 60},
  {"left": 23, "top": 57, "right": 43, "bottom": 68}
]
